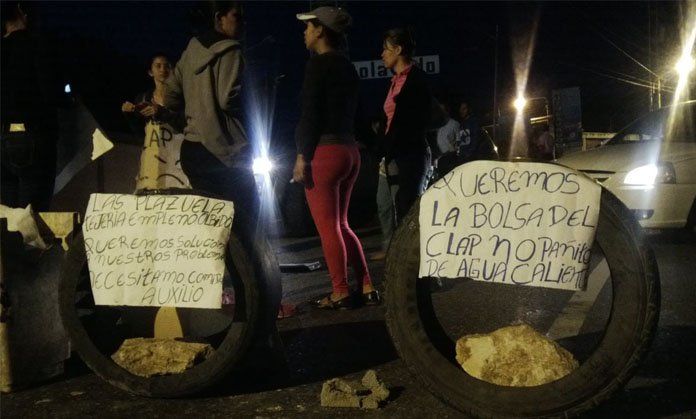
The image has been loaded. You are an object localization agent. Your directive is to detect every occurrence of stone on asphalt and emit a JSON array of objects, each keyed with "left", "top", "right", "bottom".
[
  {"left": 360, "top": 369, "right": 380, "bottom": 389},
  {"left": 361, "top": 370, "right": 390, "bottom": 402},
  {"left": 360, "top": 394, "right": 381, "bottom": 409},
  {"left": 320, "top": 371, "right": 390, "bottom": 410},
  {"left": 111, "top": 338, "right": 213, "bottom": 378},
  {"left": 320, "top": 378, "right": 362, "bottom": 408},
  {"left": 455, "top": 323, "right": 579, "bottom": 386}
]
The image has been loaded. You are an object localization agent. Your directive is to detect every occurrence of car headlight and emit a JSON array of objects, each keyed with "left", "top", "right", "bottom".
[
  {"left": 252, "top": 156, "right": 274, "bottom": 175},
  {"left": 623, "top": 162, "right": 676, "bottom": 185}
]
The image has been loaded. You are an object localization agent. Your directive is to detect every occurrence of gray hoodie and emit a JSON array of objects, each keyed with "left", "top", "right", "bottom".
[{"left": 165, "top": 37, "right": 248, "bottom": 168}]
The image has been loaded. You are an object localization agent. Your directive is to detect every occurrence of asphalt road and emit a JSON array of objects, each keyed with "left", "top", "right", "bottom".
[{"left": 2, "top": 227, "right": 695, "bottom": 419}]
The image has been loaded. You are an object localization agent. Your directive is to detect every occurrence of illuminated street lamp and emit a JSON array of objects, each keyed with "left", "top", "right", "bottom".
[
  {"left": 512, "top": 95, "right": 549, "bottom": 116},
  {"left": 513, "top": 95, "right": 527, "bottom": 112},
  {"left": 653, "top": 53, "right": 694, "bottom": 109},
  {"left": 670, "top": 25, "right": 696, "bottom": 106},
  {"left": 664, "top": 23, "right": 696, "bottom": 107},
  {"left": 674, "top": 54, "right": 694, "bottom": 78}
]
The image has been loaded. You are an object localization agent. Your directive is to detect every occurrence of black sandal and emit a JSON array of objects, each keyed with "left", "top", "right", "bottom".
[{"left": 309, "top": 294, "right": 354, "bottom": 310}]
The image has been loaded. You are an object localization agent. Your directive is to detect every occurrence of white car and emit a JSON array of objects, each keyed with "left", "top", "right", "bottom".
[{"left": 556, "top": 101, "right": 696, "bottom": 231}]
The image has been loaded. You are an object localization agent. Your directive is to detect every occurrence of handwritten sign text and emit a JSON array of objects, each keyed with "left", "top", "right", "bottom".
[{"left": 418, "top": 161, "right": 600, "bottom": 291}]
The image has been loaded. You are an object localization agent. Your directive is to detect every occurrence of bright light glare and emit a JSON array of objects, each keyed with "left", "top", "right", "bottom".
[
  {"left": 64, "top": 84, "right": 71, "bottom": 93},
  {"left": 252, "top": 156, "right": 273, "bottom": 175},
  {"left": 675, "top": 55, "right": 695, "bottom": 77},
  {"left": 624, "top": 164, "right": 658, "bottom": 185},
  {"left": 671, "top": 20, "right": 696, "bottom": 105},
  {"left": 513, "top": 95, "right": 527, "bottom": 112},
  {"left": 665, "top": 13, "right": 696, "bottom": 139}
]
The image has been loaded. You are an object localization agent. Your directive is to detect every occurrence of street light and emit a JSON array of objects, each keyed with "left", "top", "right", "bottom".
[
  {"left": 674, "top": 54, "right": 695, "bottom": 77},
  {"left": 512, "top": 95, "right": 549, "bottom": 116},
  {"left": 513, "top": 95, "right": 527, "bottom": 112},
  {"left": 671, "top": 24, "right": 696, "bottom": 106}
]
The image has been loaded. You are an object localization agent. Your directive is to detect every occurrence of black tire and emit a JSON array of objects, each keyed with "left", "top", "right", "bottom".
[
  {"left": 384, "top": 187, "right": 660, "bottom": 418},
  {"left": 59, "top": 208, "right": 281, "bottom": 397}
]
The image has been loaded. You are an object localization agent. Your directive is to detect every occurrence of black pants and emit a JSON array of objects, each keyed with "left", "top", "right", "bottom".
[
  {"left": 180, "top": 141, "right": 264, "bottom": 287},
  {"left": 180, "top": 141, "right": 282, "bottom": 355},
  {"left": 180, "top": 141, "right": 259, "bottom": 226}
]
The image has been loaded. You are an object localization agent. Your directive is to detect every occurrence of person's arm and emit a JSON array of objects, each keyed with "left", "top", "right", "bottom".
[
  {"left": 292, "top": 57, "right": 324, "bottom": 185},
  {"left": 375, "top": 113, "right": 388, "bottom": 160},
  {"left": 414, "top": 73, "right": 432, "bottom": 129},
  {"left": 122, "top": 92, "right": 146, "bottom": 134},
  {"left": 388, "top": 69, "right": 431, "bottom": 153},
  {"left": 133, "top": 88, "right": 184, "bottom": 132},
  {"left": 292, "top": 154, "right": 309, "bottom": 185},
  {"left": 215, "top": 45, "right": 242, "bottom": 114},
  {"left": 294, "top": 57, "right": 323, "bottom": 161},
  {"left": 152, "top": 105, "right": 186, "bottom": 132},
  {"left": 164, "top": 59, "right": 185, "bottom": 112}
]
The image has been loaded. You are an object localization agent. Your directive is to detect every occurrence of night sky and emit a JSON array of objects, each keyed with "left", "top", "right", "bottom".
[{"left": 25, "top": 1, "right": 695, "bottom": 143}]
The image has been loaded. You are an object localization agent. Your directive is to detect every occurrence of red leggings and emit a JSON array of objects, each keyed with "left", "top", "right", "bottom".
[{"left": 305, "top": 144, "right": 372, "bottom": 294}]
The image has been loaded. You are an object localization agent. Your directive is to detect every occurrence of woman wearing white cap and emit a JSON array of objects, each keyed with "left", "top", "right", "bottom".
[{"left": 293, "top": 6, "right": 378, "bottom": 309}]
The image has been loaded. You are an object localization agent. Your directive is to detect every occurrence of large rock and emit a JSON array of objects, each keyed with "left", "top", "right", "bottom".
[
  {"left": 455, "top": 324, "right": 578, "bottom": 387},
  {"left": 111, "top": 338, "right": 213, "bottom": 378}
]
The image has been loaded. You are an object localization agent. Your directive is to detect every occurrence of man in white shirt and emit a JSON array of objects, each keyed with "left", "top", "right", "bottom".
[{"left": 432, "top": 102, "right": 461, "bottom": 178}]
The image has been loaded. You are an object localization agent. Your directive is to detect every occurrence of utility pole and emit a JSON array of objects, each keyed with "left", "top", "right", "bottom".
[
  {"left": 492, "top": 24, "right": 499, "bottom": 142},
  {"left": 649, "top": 1, "right": 654, "bottom": 110},
  {"left": 648, "top": 1, "right": 663, "bottom": 110},
  {"left": 657, "top": 77, "right": 662, "bottom": 108}
]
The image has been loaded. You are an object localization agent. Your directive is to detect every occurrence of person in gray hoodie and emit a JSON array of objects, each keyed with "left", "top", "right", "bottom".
[
  {"left": 165, "top": 1, "right": 284, "bottom": 371},
  {"left": 164, "top": 1, "right": 256, "bottom": 217}
]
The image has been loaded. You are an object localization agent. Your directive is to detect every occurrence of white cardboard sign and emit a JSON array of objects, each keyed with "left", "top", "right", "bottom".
[
  {"left": 83, "top": 193, "right": 234, "bottom": 308},
  {"left": 419, "top": 161, "right": 600, "bottom": 291}
]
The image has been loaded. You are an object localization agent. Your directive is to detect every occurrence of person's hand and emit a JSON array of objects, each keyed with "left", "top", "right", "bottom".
[
  {"left": 378, "top": 158, "right": 387, "bottom": 177},
  {"left": 292, "top": 154, "right": 307, "bottom": 185},
  {"left": 139, "top": 103, "right": 159, "bottom": 118},
  {"left": 121, "top": 101, "right": 136, "bottom": 112}
]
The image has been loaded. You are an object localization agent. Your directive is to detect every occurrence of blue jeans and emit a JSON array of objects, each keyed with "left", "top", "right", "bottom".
[{"left": 376, "top": 160, "right": 398, "bottom": 251}]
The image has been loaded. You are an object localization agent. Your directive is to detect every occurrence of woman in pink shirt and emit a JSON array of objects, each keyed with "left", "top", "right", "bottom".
[{"left": 380, "top": 28, "right": 433, "bottom": 224}]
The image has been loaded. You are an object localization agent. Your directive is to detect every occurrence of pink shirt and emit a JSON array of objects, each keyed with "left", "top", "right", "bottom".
[{"left": 383, "top": 64, "right": 412, "bottom": 134}]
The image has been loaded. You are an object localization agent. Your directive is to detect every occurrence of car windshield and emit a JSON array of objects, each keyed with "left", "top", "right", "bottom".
[{"left": 606, "top": 102, "right": 696, "bottom": 145}]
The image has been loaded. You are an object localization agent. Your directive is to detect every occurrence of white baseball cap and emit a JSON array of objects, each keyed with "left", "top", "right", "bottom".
[{"left": 296, "top": 6, "right": 352, "bottom": 33}]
